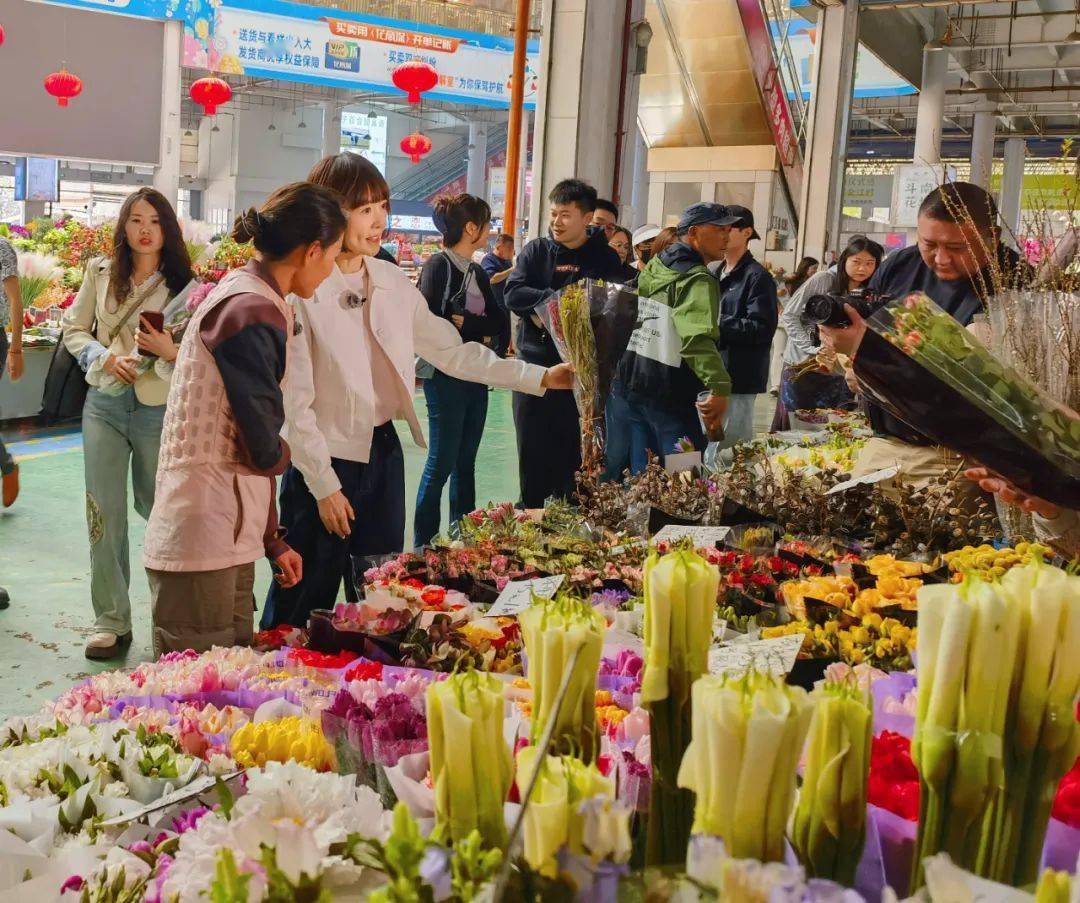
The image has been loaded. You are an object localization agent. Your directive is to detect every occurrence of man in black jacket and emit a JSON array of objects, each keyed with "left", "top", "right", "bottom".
[
  {"left": 504, "top": 178, "right": 626, "bottom": 507},
  {"left": 710, "top": 205, "right": 777, "bottom": 453}
]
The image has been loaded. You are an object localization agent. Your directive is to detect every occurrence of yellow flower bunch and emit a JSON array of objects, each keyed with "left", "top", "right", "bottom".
[
  {"left": 229, "top": 716, "right": 335, "bottom": 771},
  {"left": 943, "top": 542, "right": 1051, "bottom": 582},
  {"left": 850, "top": 574, "right": 923, "bottom": 616},
  {"left": 863, "top": 554, "right": 931, "bottom": 579},
  {"left": 763, "top": 614, "right": 916, "bottom": 669},
  {"left": 780, "top": 575, "right": 856, "bottom": 619}
]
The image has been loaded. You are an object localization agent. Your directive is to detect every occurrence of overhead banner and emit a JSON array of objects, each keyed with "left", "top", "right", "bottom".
[
  {"left": 37, "top": 0, "right": 540, "bottom": 109},
  {"left": 185, "top": 0, "right": 539, "bottom": 109}
]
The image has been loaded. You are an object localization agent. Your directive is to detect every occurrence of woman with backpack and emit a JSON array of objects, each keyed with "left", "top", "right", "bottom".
[{"left": 413, "top": 193, "right": 510, "bottom": 547}]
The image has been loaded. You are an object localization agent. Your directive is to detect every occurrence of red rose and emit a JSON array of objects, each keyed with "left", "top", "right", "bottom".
[
  {"left": 1052, "top": 758, "right": 1080, "bottom": 829},
  {"left": 727, "top": 572, "right": 745, "bottom": 587},
  {"left": 421, "top": 587, "right": 447, "bottom": 606},
  {"left": 766, "top": 556, "right": 785, "bottom": 573},
  {"left": 402, "top": 578, "right": 425, "bottom": 589},
  {"left": 805, "top": 565, "right": 824, "bottom": 576},
  {"left": 344, "top": 660, "right": 385, "bottom": 682},
  {"left": 717, "top": 551, "right": 738, "bottom": 569},
  {"left": 868, "top": 731, "right": 920, "bottom": 821},
  {"left": 750, "top": 572, "right": 774, "bottom": 588},
  {"left": 739, "top": 555, "right": 755, "bottom": 574}
]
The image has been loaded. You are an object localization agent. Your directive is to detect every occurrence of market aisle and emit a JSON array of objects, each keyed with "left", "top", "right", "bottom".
[{"left": 0, "top": 388, "right": 522, "bottom": 718}]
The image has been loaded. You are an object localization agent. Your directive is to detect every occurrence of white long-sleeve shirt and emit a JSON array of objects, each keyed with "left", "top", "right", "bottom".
[
  {"left": 283, "top": 257, "right": 547, "bottom": 500},
  {"left": 779, "top": 269, "right": 835, "bottom": 367}
]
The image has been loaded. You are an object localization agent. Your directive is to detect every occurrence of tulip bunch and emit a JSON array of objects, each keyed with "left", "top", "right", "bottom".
[
  {"left": 514, "top": 746, "right": 623, "bottom": 877},
  {"left": 912, "top": 561, "right": 1080, "bottom": 888},
  {"left": 228, "top": 716, "right": 334, "bottom": 771},
  {"left": 677, "top": 671, "right": 811, "bottom": 863},
  {"left": 519, "top": 593, "right": 606, "bottom": 761},
  {"left": 790, "top": 680, "right": 873, "bottom": 885},
  {"left": 426, "top": 670, "right": 512, "bottom": 849},
  {"left": 640, "top": 548, "right": 718, "bottom": 865}
]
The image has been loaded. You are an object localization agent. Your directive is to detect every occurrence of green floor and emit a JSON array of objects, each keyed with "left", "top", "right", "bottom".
[{"left": 0, "top": 388, "right": 522, "bottom": 720}]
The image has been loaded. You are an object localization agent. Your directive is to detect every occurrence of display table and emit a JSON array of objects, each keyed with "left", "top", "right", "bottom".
[{"left": 0, "top": 344, "right": 51, "bottom": 421}]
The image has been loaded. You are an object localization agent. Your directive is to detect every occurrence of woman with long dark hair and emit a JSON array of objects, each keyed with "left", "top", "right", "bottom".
[
  {"left": 261, "top": 153, "right": 572, "bottom": 629},
  {"left": 413, "top": 193, "right": 509, "bottom": 547},
  {"left": 143, "top": 183, "right": 343, "bottom": 654},
  {"left": 781, "top": 255, "right": 819, "bottom": 300},
  {"left": 775, "top": 236, "right": 882, "bottom": 428},
  {"left": 62, "top": 187, "right": 193, "bottom": 659}
]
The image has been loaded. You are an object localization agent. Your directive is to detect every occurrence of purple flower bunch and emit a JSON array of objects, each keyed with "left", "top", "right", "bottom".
[
  {"left": 590, "top": 588, "right": 632, "bottom": 610},
  {"left": 370, "top": 693, "right": 428, "bottom": 767},
  {"left": 599, "top": 649, "right": 643, "bottom": 679}
]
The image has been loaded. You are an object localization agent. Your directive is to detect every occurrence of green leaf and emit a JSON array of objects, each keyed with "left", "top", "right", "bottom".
[
  {"left": 209, "top": 848, "right": 251, "bottom": 903},
  {"left": 215, "top": 776, "right": 235, "bottom": 821}
]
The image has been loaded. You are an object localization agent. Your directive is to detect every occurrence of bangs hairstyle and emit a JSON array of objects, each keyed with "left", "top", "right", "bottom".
[
  {"left": 549, "top": 178, "right": 598, "bottom": 214},
  {"left": 109, "top": 187, "right": 193, "bottom": 305},
  {"left": 308, "top": 153, "right": 390, "bottom": 210},
  {"left": 831, "top": 236, "right": 884, "bottom": 294}
]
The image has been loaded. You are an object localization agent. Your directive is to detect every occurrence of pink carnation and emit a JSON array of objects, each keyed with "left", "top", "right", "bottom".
[{"left": 185, "top": 281, "right": 216, "bottom": 313}]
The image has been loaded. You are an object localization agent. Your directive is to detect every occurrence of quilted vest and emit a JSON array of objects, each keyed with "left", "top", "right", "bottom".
[{"left": 143, "top": 269, "right": 293, "bottom": 573}]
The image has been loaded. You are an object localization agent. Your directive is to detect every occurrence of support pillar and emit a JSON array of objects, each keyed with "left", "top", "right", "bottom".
[
  {"left": 627, "top": 126, "right": 649, "bottom": 228},
  {"left": 999, "top": 136, "right": 1026, "bottom": 244},
  {"left": 466, "top": 122, "right": 489, "bottom": 197},
  {"left": 913, "top": 44, "right": 947, "bottom": 166},
  {"left": 321, "top": 102, "right": 340, "bottom": 159},
  {"left": 796, "top": 0, "right": 858, "bottom": 261},
  {"left": 153, "top": 20, "right": 183, "bottom": 210},
  {"left": 969, "top": 110, "right": 996, "bottom": 190},
  {"left": 22, "top": 201, "right": 47, "bottom": 224},
  {"left": 529, "top": 0, "right": 629, "bottom": 239}
]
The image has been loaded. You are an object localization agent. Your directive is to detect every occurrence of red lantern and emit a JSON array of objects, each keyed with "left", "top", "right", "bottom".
[
  {"left": 189, "top": 76, "right": 232, "bottom": 116},
  {"left": 392, "top": 62, "right": 438, "bottom": 104},
  {"left": 44, "top": 68, "right": 82, "bottom": 107},
  {"left": 0, "top": 25, "right": 6, "bottom": 48},
  {"left": 400, "top": 132, "right": 433, "bottom": 165}
]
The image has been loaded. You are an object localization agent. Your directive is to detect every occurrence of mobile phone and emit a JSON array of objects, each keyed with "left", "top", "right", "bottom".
[{"left": 139, "top": 311, "right": 164, "bottom": 333}]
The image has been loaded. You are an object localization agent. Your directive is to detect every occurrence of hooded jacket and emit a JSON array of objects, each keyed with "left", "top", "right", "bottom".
[
  {"left": 504, "top": 226, "right": 626, "bottom": 366},
  {"left": 616, "top": 242, "right": 732, "bottom": 409}
]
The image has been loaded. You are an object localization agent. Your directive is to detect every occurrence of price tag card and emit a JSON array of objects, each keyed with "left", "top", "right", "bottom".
[
  {"left": 707, "top": 633, "right": 805, "bottom": 678},
  {"left": 652, "top": 525, "right": 732, "bottom": 545},
  {"left": 825, "top": 465, "right": 900, "bottom": 496},
  {"left": 98, "top": 771, "right": 242, "bottom": 828},
  {"left": 663, "top": 451, "right": 703, "bottom": 474},
  {"left": 487, "top": 575, "right": 565, "bottom": 617}
]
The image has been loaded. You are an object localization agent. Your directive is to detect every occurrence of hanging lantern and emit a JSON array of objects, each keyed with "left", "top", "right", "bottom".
[
  {"left": 391, "top": 61, "right": 438, "bottom": 104},
  {"left": 44, "top": 68, "right": 83, "bottom": 107},
  {"left": 400, "top": 132, "right": 432, "bottom": 165},
  {"left": 0, "top": 25, "right": 6, "bottom": 48},
  {"left": 189, "top": 76, "right": 232, "bottom": 116}
]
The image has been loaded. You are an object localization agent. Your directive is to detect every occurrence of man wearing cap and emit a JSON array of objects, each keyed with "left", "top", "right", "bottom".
[
  {"left": 708, "top": 205, "right": 778, "bottom": 457},
  {"left": 606, "top": 203, "right": 734, "bottom": 476}
]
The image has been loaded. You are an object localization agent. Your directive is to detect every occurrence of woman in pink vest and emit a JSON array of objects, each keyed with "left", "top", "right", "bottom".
[{"left": 143, "top": 183, "right": 346, "bottom": 655}]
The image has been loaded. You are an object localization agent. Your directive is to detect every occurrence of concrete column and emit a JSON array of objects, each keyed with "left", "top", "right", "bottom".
[
  {"left": 969, "top": 110, "right": 996, "bottom": 190},
  {"left": 913, "top": 45, "right": 948, "bottom": 166},
  {"left": 627, "top": 126, "right": 649, "bottom": 228},
  {"left": 321, "top": 102, "right": 340, "bottom": 159},
  {"left": 22, "top": 201, "right": 47, "bottom": 224},
  {"left": 796, "top": 0, "right": 858, "bottom": 261},
  {"left": 529, "top": 0, "right": 628, "bottom": 239},
  {"left": 153, "top": 20, "right": 183, "bottom": 210},
  {"left": 466, "top": 122, "right": 489, "bottom": 197},
  {"left": 999, "top": 136, "right": 1026, "bottom": 243}
]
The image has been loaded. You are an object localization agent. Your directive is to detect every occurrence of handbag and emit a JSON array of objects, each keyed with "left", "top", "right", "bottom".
[{"left": 40, "top": 276, "right": 161, "bottom": 424}]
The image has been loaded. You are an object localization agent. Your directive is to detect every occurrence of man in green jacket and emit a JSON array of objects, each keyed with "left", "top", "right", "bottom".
[{"left": 606, "top": 203, "right": 735, "bottom": 476}]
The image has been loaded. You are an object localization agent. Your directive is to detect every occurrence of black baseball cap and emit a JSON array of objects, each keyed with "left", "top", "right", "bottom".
[
  {"left": 675, "top": 202, "right": 739, "bottom": 234},
  {"left": 727, "top": 205, "right": 761, "bottom": 241}
]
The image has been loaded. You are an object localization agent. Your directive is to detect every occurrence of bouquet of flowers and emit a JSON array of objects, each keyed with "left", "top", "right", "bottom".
[{"left": 859, "top": 293, "right": 1080, "bottom": 507}]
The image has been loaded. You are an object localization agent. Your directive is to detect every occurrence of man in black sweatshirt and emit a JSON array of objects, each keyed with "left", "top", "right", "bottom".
[{"left": 504, "top": 178, "right": 626, "bottom": 507}]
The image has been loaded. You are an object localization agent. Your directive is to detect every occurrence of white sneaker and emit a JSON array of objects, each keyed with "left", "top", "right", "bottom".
[{"left": 85, "top": 630, "right": 132, "bottom": 660}]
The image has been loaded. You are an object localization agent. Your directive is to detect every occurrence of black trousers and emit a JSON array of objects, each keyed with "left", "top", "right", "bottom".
[
  {"left": 512, "top": 388, "right": 581, "bottom": 509},
  {"left": 261, "top": 424, "right": 405, "bottom": 629}
]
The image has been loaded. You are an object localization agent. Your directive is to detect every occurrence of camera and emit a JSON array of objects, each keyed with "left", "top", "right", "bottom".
[{"left": 803, "top": 290, "right": 889, "bottom": 328}]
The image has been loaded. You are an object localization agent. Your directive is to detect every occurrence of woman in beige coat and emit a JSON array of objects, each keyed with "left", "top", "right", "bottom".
[{"left": 62, "top": 188, "right": 193, "bottom": 660}]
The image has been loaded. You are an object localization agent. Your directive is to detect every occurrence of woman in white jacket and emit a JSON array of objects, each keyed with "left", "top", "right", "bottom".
[{"left": 261, "top": 154, "right": 572, "bottom": 629}]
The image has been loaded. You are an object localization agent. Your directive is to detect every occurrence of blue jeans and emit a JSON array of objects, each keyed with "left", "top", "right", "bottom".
[
  {"left": 413, "top": 371, "right": 489, "bottom": 548},
  {"left": 0, "top": 331, "right": 15, "bottom": 476},
  {"left": 82, "top": 387, "right": 165, "bottom": 633},
  {"left": 606, "top": 385, "right": 704, "bottom": 478}
]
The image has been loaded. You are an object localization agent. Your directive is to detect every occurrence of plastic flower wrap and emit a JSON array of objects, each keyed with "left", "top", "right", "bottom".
[
  {"left": 514, "top": 746, "right": 620, "bottom": 877},
  {"left": 229, "top": 716, "right": 334, "bottom": 771},
  {"left": 426, "top": 670, "right": 512, "bottom": 848},
  {"left": 859, "top": 293, "right": 1080, "bottom": 507},
  {"left": 912, "top": 560, "right": 1080, "bottom": 888},
  {"left": 640, "top": 547, "right": 718, "bottom": 865},
  {"left": 519, "top": 593, "right": 606, "bottom": 761},
  {"left": 677, "top": 671, "right": 812, "bottom": 863},
  {"left": 790, "top": 680, "right": 873, "bottom": 884}
]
